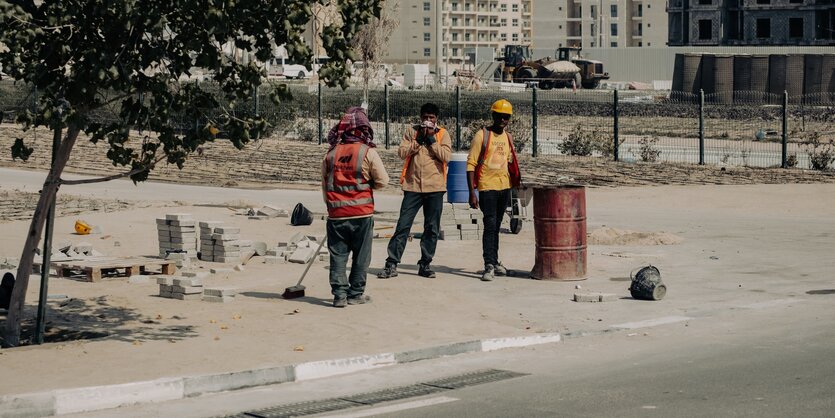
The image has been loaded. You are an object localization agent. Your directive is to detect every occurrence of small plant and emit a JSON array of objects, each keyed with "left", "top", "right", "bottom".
[
  {"left": 805, "top": 132, "right": 835, "bottom": 171},
  {"left": 635, "top": 136, "right": 662, "bottom": 162},
  {"left": 294, "top": 119, "right": 319, "bottom": 142},
  {"left": 785, "top": 153, "right": 798, "bottom": 168},
  {"left": 558, "top": 124, "right": 595, "bottom": 156}
]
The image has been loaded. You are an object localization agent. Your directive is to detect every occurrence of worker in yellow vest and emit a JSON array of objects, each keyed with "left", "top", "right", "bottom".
[
  {"left": 378, "top": 103, "right": 452, "bottom": 279},
  {"left": 322, "top": 107, "right": 390, "bottom": 307},
  {"left": 466, "top": 99, "right": 521, "bottom": 282}
]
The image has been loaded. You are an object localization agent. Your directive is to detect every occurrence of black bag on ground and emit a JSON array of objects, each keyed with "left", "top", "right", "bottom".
[
  {"left": 0, "top": 272, "right": 15, "bottom": 310},
  {"left": 291, "top": 203, "right": 313, "bottom": 226}
]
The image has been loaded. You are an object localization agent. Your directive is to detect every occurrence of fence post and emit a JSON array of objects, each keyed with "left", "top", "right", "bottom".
[
  {"left": 531, "top": 86, "right": 538, "bottom": 157},
  {"left": 455, "top": 86, "right": 461, "bottom": 151},
  {"left": 782, "top": 91, "right": 788, "bottom": 169},
  {"left": 699, "top": 89, "right": 705, "bottom": 165},
  {"left": 613, "top": 89, "right": 619, "bottom": 162},
  {"left": 254, "top": 84, "right": 259, "bottom": 117},
  {"left": 384, "top": 84, "right": 390, "bottom": 150},
  {"left": 317, "top": 83, "right": 323, "bottom": 145}
]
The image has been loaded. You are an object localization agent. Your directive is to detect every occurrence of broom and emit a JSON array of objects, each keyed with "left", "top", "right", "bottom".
[{"left": 282, "top": 237, "right": 327, "bottom": 299}]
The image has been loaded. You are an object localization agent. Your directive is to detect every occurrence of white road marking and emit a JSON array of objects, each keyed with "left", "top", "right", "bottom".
[
  {"left": 612, "top": 316, "right": 693, "bottom": 330},
  {"left": 321, "top": 396, "right": 459, "bottom": 418}
]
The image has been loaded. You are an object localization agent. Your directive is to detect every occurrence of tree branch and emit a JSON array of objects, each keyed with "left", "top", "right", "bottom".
[{"left": 59, "top": 157, "right": 164, "bottom": 185}]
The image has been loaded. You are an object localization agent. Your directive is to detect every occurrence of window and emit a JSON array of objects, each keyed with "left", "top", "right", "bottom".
[
  {"left": 501, "top": 18, "right": 507, "bottom": 26},
  {"left": 698, "top": 19, "right": 712, "bottom": 40},
  {"left": 451, "top": 2, "right": 458, "bottom": 11},
  {"left": 424, "top": 32, "right": 431, "bottom": 41},
  {"left": 512, "top": 18, "right": 519, "bottom": 27},
  {"left": 756, "top": 18, "right": 771, "bottom": 38},
  {"left": 501, "top": 33, "right": 507, "bottom": 41},
  {"left": 452, "top": 18, "right": 458, "bottom": 25},
  {"left": 611, "top": 23, "right": 618, "bottom": 36},
  {"left": 423, "top": 48, "right": 431, "bottom": 57},
  {"left": 512, "top": 33, "right": 519, "bottom": 41},
  {"left": 789, "top": 18, "right": 803, "bottom": 38},
  {"left": 452, "top": 48, "right": 459, "bottom": 56},
  {"left": 424, "top": 17, "right": 431, "bottom": 26},
  {"left": 611, "top": 41, "right": 618, "bottom": 47},
  {"left": 610, "top": 4, "right": 617, "bottom": 18},
  {"left": 465, "top": 33, "right": 471, "bottom": 41},
  {"left": 423, "top": 2, "right": 430, "bottom": 11},
  {"left": 500, "top": 4, "right": 506, "bottom": 12},
  {"left": 452, "top": 33, "right": 459, "bottom": 41},
  {"left": 512, "top": 4, "right": 518, "bottom": 12}
]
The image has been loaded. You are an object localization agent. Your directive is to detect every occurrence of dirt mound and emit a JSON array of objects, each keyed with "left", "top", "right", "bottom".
[{"left": 588, "top": 226, "right": 683, "bottom": 246}]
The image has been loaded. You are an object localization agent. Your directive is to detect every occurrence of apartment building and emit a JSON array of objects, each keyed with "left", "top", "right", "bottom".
[
  {"left": 385, "top": 0, "right": 533, "bottom": 70},
  {"left": 668, "top": 0, "right": 835, "bottom": 46},
  {"left": 531, "top": 0, "right": 667, "bottom": 54}
]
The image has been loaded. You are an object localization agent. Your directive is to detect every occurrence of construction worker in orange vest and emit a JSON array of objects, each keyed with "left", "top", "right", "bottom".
[
  {"left": 377, "top": 103, "right": 452, "bottom": 279},
  {"left": 322, "top": 107, "right": 390, "bottom": 308},
  {"left": 466, "top": 99, "right": 522, "bottom": 282}
]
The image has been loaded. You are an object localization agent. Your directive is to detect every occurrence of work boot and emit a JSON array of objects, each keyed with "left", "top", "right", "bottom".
[
  {"left": 494, "top": 262, "right": 508, "bottom": 277},
  {"left": 481, "top": 265, "right": 495, "bottom": 282},
  {"left": 333, "top": 296, "right": 347, "bottom": 308},
  {"left": 347, "top": 294, "right": 372, "bottom": 305},
  {"left": 418, "top": 262, "right": 436, "bottom": 278},
  {"left": 377, "top": 263, "right": 398, "bottom": 279}
]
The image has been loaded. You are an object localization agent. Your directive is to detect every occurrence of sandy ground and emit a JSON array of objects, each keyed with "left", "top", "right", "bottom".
[{"left": 1, "top": 180, "right": 834, "bottom": 396}]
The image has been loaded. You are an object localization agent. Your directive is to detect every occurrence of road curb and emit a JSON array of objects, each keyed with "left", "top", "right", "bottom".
[{"left": 0, "top": 333, "right": 561, "bottom": 417}]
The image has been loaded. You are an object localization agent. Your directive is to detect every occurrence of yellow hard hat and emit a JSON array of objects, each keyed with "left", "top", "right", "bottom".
[
  {"left": 490, "top": 99, "right": 513, "bottom": 115},
  {"left": 75, "top": 220, "right": 92, "bottom": 235}
]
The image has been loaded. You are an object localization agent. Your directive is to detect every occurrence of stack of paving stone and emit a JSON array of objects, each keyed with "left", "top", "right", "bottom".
[
  {"left": 157, "top": 214, "right": 198, "bottom": 259},
  {"left": 157, "top": 272, "right": 206, "bottom": 301},
  {"left": 265, "top": 233, "right": 323, "bottom": 264},
  {"left": 199, "top": 222, "right": 243, "bottom": 263},
  {"left": 202, "top": 287, "right": 237, "bottom": 303},
  {"left": 439, "top": 203, "right": 483, "bottom": 241}
]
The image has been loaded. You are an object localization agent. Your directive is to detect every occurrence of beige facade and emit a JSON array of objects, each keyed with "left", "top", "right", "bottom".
[
  {"left": 386, "top": 0, "right": 533, "bottom": 71},
  {"left": 531, "top": 0, "right": 667, "bottom": 56}
]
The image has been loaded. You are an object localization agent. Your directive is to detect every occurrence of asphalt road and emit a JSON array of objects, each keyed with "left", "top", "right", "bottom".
[{"left": 66, "top": 292, "right": 835, "bottom": 418}]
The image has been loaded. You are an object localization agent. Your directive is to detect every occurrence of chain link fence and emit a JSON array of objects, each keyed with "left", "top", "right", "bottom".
[{"left": 2, "top": 79, "right": 834, "bottom": 170}]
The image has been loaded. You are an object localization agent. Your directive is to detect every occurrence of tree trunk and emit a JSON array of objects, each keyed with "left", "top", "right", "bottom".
[{"left": 2, "top": 125, "right": 79, "bottom": 347}]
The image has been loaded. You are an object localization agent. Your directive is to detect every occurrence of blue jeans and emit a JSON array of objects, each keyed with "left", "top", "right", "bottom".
[
  {"left": 327, "top": 216, "right": 374, "bottom": 298},
  {"left": 479, "top": 189, "right": 511, "bottom": 267}
]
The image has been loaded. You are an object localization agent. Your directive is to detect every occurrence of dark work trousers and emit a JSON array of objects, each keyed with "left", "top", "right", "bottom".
[
  {"left": 479, "top": 188, "right": 511, "bottom": 267},
  {"left": 386, "top": 191, "right": 445, "bottom": 266},
  {"left": 327, "top": 216, "right": 374, "bottom": 298}
]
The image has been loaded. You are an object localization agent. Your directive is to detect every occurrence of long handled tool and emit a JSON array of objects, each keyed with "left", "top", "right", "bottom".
[{"left": 282, "top": 238, "right": 327, "bottom": 299}]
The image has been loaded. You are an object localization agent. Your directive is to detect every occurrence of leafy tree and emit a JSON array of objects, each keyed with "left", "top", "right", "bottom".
[{"left": 0, "top": 0, "right": 382, "bottom": 347}]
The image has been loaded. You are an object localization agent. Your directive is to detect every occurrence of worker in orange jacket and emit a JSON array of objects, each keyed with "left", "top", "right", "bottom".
[{"left": 322, "top": 107, "right": 390, "bottom": 307}]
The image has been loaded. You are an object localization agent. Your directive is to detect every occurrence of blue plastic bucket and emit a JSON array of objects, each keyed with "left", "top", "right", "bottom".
[{"left": 447, "top": 153, "right": 470, "bottom": 203}]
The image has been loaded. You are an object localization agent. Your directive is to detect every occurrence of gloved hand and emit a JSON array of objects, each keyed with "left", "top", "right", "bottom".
[{"left": 424, "top": 134, "right": 437, "bottom": 146}]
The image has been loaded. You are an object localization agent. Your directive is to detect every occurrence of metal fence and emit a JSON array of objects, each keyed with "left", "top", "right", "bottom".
[{"left": 2, "top": 80, "right": 834, "bottom": 170}]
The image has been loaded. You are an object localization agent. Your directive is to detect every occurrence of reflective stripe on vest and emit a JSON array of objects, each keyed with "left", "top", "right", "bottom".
[{"left": 325, "top": 143, "right": 375, "bottom": 218}]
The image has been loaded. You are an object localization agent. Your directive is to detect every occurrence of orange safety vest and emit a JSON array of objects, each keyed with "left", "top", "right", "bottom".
[
  {"left": 473, "top": 128, "right": 521, "bottom": 189},
  {"left": 400, "top": 127, "right": 449, "bottom": 184},
  {"left": 325, "top": 143, "right": 375, "bottom": 219}
]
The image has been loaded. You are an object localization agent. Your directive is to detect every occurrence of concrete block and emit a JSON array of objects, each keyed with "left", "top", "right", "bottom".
[
  {"left": 165, "top": 213, "right": 194, "bottom": 221},
  {"left": 287, "top": 232, "right": 304, "bottom": 245},
  {"left": 256, "top": 205, "right": 287, "bottom": 217},
  {"left": 128, "top": 276, "right": 149, "bottom": 284},
  {"left": 166, "top": 253, "right": 187, "bottom": 261},
  {"left": 199, "top": 221, "right": 224, "bottom": 229},
  {"left": 181, "top": 271, "right": 210, "bottom": 279},
  {"left": 172, "top": 293, "right": 202, "bottom": 301},
  {"left": 156, "top": 218, "right": 168, "bottom": 225},
  {"left": 169, "top": 220, "right": 196, "bottom": 227},
  {"left": 202, "top": 295, "right": 235, "bottom": 303},
  {"left": 204, "top": 287, "right": 237, "bottom": 297},
  {"left": 173, "top": 277, "right": 203, "bottom": 287},
  {"left": 574, "top": 292, "right": 600, "bottom": 303},
  {"left": 264, "top": 256, "right": 285, "bottom": 264},
  {"left": 159, "top": 284, "right": 174, "bottom": 293},
  {"left": 172, "top": 285, "right": 203, "bottom": 294},
  {"left": 212, "top": 234, "right": 241, "bottom": 241},
  {"left": 160, "top": 291, "right": 173, "bottom": 298},
  {"left": 319, "top": 254, "right": 330, "bottom": 262},
  {"left": 182, "top": 366, "right": 294, "bottom": 397},
  {"left": 288, "top": 247, "right": 315, "bottom": 264},
  {"left": 458, "top": 223, "right": 478, "bottom": 231},
  {"left": 210, "top": 267, "right": 234, "bottom": 274},
  {"left": 214, "top": 227, "right": 240, "bottom": 234},
  {"left": 157, "top": 276, "right": 175, "bottom": 285},
  {"left": 599, "top": 293, "right": 618, "bottom": 302}
]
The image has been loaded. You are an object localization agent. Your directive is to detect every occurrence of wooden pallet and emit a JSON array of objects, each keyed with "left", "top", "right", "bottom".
[{"left": 43, "top": 257, "right": 176, "bottom": 282}]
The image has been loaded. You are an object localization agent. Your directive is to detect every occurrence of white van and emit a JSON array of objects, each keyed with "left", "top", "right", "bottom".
[{"left": 267, "top": 57, "right": 312, "bottom": 79}]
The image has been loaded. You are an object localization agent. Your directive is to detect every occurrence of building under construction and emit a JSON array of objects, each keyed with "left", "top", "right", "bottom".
[{"left": 668, "top": 0, "right": 835, "bottom": 47}]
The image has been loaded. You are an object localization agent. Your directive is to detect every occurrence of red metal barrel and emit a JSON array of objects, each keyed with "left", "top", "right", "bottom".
[{"left": 530, "top": 185, "right": 587, "bottom": 281}]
